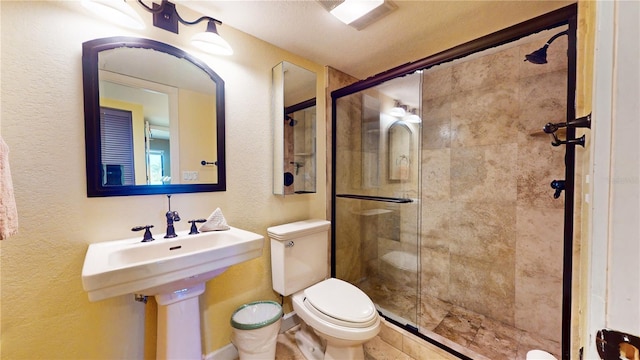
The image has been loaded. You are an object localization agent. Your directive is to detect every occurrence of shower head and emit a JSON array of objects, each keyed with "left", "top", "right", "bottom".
[
  {"left": 524, "top": 45, "right": 549, "bottom": 64},
  {"left": 524, "top": 30, "right": 568, "bottom": 64}
]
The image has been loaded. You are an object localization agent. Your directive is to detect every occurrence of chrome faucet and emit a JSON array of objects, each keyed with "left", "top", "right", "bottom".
[{"left": 164, "top": 195, "right": 181, "bottom": 238}]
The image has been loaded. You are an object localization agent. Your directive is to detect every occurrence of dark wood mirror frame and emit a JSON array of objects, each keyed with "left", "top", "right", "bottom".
[{"left": 82, "top": 36, "right": 226, "bottom": 197}]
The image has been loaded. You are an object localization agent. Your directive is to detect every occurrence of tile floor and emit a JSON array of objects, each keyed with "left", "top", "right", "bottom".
[
  {"left": 272, "top": 313, "right": 559, "bottom": 360},
  {"left": 274, "top": 319, "right": 462, "bottom": 360},
  {"left": 425, "top": 304, "right": 560, "bottom": 360},
  {"left": 357, "top": 281, "right": 561, "bottom": 360}
]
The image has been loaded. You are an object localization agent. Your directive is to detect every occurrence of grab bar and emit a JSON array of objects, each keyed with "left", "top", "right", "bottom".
[{"left": 336, "top": 194, "right": 413, "bottom": 203}]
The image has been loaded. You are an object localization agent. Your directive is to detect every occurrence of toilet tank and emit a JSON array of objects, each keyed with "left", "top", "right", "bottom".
[{"left": 268, "top": 219, "right": 331, "bottom": 296}]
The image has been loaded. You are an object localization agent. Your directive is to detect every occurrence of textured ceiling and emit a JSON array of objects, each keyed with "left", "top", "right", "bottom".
[{"left": 179, "top": 0, "right": 572, "bottom": 80}]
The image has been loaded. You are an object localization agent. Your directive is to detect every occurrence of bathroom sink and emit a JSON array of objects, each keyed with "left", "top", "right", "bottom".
[{"left": 81, "top": 227, "right": 264, "bottom": 302}]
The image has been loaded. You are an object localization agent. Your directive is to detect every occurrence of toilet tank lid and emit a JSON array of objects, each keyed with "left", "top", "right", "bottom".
[{"left": 267, "top": 219, "right": 330, "bottom": 241}]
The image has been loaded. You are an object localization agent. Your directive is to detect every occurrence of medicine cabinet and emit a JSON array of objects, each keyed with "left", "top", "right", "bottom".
[{"left": 272, "top": 61, "right": 317, "bottom": 195}]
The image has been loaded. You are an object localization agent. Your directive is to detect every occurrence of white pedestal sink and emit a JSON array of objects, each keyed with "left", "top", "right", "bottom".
[{"left": 81, "top": 227, "right": 264, "bottom": 359}]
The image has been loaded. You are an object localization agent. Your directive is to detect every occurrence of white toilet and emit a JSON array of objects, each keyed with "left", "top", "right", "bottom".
[{"left": 268, "top": 219, "right": 380, "bottom": 360}]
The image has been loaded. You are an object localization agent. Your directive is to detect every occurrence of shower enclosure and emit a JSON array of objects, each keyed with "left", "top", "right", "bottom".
[
  {"left": 333, "top": 72, "right": 422, "bottom": 327},
  {"left": 331, "top": 7, "right": 579, "bottom": 360}
]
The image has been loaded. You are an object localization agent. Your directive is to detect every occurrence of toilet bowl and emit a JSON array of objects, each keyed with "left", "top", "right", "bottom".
[
  {"left": 291, "top": 278, "right": 380, "bottom": 360},
  {"left": 526, "top": 349, "right": 558, "bottom": 360},
  {"left": 268, "top": 220, "right": 381, "bottom": 360}
]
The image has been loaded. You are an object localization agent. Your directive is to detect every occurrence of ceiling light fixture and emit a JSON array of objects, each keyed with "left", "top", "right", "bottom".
[
  {"left": 318, "top": 0, "right": 396, "bottom": 30},
  {"left": 138, "top": 0, "right": 233, "bottom": 56},
  {"left": 330, "top": 0, "right": 384, "bottom": 25},
  {"left": 81, "top": 0, "right": 145, "bottom": 30}
]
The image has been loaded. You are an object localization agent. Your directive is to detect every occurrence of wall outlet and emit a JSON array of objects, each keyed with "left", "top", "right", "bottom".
[{"left": 182, "top": 171, "right": 199, "bottom": 181}]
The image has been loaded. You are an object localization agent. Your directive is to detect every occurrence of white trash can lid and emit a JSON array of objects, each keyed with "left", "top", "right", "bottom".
[{"left": 231, "top": 301, "right": 283, "bottom": 330}]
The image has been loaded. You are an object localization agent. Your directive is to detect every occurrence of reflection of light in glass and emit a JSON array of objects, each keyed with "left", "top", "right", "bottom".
[
  {"left": 440, "top": 124, "right": 454, "bottom": 142},
  {"left": 403, "top": 108, "right": 421, "bottom": 123},
  {"left": 389, "top": 100, "right": 407, "bottom": 117},
  {"left": 148, "top": 151, "right": 164, "bottom": 185},
  {"left": 389, "top": 106, "right": 406, "bottom": 117}
]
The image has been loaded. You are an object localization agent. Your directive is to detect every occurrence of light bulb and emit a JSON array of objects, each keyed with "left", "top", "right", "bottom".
[{"left": 81, "top": 0, "right": 145, "bottom": 30}]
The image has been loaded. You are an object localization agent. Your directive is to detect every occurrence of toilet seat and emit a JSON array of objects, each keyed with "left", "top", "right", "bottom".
[{"left": 303, "top": 278, "right": 378, "bottom": 328}]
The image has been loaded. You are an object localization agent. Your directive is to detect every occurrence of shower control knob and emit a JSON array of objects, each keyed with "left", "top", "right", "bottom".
[{"left": 550, "top": 179, "right": 566, "bottom": 199}]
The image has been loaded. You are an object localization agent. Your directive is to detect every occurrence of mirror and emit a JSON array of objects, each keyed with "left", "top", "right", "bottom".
[
  {"left": 272, "top": 61, "right": 317, "bottom": 195},
  {"left": 82, "top": 37, "right": 225, "bottom": 196},
  {"left": 388, "top": 122, "right": 412, "bottom": 181}
]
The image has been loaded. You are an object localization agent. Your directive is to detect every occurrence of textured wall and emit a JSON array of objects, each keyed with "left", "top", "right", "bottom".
[
  {"left": 0, "top": 1, "right": 325, "bottom": 358},
  {"left": 419, "top": 29, "right": 571, "bottom": 350}
]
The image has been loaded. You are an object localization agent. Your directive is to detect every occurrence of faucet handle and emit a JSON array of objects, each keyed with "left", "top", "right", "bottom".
[
  {"left": 132, "top": 225, "right": 155, "bottom": 242},
  {"left": 188, "top": 219, "right": 207, "bottom": 235}
]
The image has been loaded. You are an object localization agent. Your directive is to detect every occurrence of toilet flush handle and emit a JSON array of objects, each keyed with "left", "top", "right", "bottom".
[{"left": 286, "top": 241, "right": 295, "bottom": 248}]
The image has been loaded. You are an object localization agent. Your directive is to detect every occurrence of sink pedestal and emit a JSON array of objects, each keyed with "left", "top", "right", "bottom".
[{"left": 156, "top": 283, "right": 206, "bottom": 360}]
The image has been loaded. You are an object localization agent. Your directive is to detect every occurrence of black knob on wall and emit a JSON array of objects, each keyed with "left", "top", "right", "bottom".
[{"left": 551, "top": 179, "right": 566, "bottom": 199}]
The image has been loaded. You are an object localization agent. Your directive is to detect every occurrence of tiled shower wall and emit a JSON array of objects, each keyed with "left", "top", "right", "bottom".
[{"left": 419, "top": 33, "right": 571, "bottom": 344}]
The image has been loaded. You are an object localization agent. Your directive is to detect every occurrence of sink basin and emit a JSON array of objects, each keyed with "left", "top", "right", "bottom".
[{"left": 82, "top": 227, "right": 264, "bottom": 302}]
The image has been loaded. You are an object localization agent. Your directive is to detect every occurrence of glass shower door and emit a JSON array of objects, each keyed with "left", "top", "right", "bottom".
[{"left": 333, "top": 72, "right": 422, "bottom": 327}]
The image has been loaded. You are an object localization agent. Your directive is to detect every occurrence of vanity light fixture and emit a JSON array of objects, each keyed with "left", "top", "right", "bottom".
[
  {"left": 81, "top": 0, "right": 146, "bottom": 30},
  {"left": 389, "top": 100, "right": 407, "bottom": 117},
  {"left": 403, "top": 108, "right": 421, "bottom": 123},
  {"left": 137, "top": 0, "right": 233, "bottom": 56}
]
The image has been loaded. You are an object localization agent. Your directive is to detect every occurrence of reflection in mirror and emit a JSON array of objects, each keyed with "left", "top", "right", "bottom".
[
  {"left": 272, "top": 61, "right": 317, "bottom": 195},
  {"left": 388, "top": 122, "right": 412, "bottom": 181},
  {"left": 83, "top": 37, "right": 226, "bottom": 196},
  {"left": 355, "top": 71, "right": 421, "bottom": 191}
]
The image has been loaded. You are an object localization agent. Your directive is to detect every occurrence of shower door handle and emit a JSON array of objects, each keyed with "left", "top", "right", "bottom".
[{"left": 336, "top": 194, "right": 413, "bottom": 203}]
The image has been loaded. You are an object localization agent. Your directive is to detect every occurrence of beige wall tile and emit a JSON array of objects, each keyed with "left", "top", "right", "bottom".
[
  {"left": 420, "top": 199, "right": 450, "bottom": 251},
  {"left": 515, "top": 271, "right": 563, "bottom": 342},
  {"left": 365, "top": 336, "right": 414, "bottom": 360},
  {"left": 452, "top": 46, "right": 520, "bottom": 93},
  {"left": 516, "top": 137, "right": 566, "bottom": 209},
  {"left": 419, "top": 245, "right": 450, "bottom": 300},
  {"left": 450, "top": 83, "right": 521, "bottom": 148},
  {"left": 421, "top": 149, "right": 451, "bottom": 200},
  {"left": 422, "top": 95, "right": 452, "bottom": 150},
  {"left": 516, "top": 206, "right": 564, "bottom": 278},
  {"left": 449, "top": 255, "right": 516, "bottom": 325},
  {"left": 423, "top": 66, "right": 453, "bottom": 100},
  {"left": 379, "top": 321, "right": 405, "bottom": 350},
  {"left": 516, "top": 70, "right": 568, "bottom": 144},
  {"left": 449, "top": 201, "right": 517, "bottom": 263},
  {"left": 450, "top": 144, "right": 518, "bottom": 203}
]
